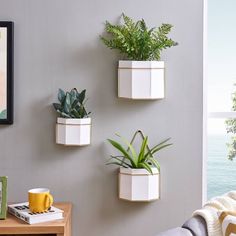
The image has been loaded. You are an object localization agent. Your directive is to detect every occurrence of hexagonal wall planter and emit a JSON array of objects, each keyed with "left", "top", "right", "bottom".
[
  {"left": 56, "top": 117, "right": 91, "bottom": 146},
  {"left": 118, "top": 60, "right": 165, "bottom": 99},
  {"left": 119, "top": 167, "right": 160, "bottom": 201}
]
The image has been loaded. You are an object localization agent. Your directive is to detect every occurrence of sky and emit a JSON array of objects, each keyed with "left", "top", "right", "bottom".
[{"left": 208, "top": 0, "right": 236, "bottom": 134}]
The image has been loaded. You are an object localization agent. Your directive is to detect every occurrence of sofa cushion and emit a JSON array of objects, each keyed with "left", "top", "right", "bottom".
[
  {"left": 156, "top": 227, "right": 193, "bottom": 236},
  {"left": 182, "top": 216, "right": 208, "bottom": 236}
]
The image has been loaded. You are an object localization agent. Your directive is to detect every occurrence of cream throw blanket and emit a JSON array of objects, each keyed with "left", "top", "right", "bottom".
[{"left": 193, "top": 191, "right": 236, "bottom": 236}]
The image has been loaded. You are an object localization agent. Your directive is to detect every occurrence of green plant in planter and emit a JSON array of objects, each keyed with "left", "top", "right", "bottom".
[
  {"left": 100, "top": 13, "right": 178, "bottom": 61},
  {"left": 53, "top": 88, "right": 91, "bottom": 118},
  {"left": 107, "top": 132, "right": 172, "bottom": 174},
  {"left": 226, "top": 85, "right": 236, "bottom": 160}
]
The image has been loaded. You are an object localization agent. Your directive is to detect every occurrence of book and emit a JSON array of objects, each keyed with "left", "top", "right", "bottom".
[
  {"left": 0, "top": 176, "right": 7, "bottom": 219},
  {"left": 8, "top": 202, "right": 63, "bottom": 224}
]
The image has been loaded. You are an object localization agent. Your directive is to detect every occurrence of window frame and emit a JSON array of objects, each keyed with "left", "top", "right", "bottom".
[{"left": 203, "top": 0, "right": 236, "bottom": 203}]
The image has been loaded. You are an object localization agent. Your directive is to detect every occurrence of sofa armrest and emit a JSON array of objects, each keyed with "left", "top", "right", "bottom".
[
  {"left": 156, "top": 227, "right": 193, "bottom": 236},
  {"left": 182, "top": 216, "right": 208, "bottom": 236}
]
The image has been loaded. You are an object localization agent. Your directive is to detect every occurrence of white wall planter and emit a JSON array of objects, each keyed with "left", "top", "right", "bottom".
[
  {"left": 118, "top": 60, "right": 165, "bottom": 99},
  {"left": 56, "top": 117, "right": 91, "bottom": 146},
  {"left": 119, "top": 167, "right": 160, "bottom": 202}
]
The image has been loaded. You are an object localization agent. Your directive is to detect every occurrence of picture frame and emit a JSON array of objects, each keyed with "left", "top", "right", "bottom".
[
  {"left": 0, "top": 21, "right": 14, "bottom": 124},
  {"left": 0, "top": 176, "right": 8, "bottom": 219}
]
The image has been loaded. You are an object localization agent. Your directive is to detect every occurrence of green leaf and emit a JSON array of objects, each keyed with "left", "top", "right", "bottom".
[
  {"left": 106, "top": 161, "right": 126, "bottom": 167},
  {"left": 58, "top": 111, "right": 71, "bottom": 118},
  {"left": 138, "top": 162, "right": 153, "bottom": 174},
  {"left": 70, "top": 88, "right": 77, "bottom": 105},
  {"left": 150, "top": 143, "right": 173, "bottom": 156},
  {"left": 58, "top": 89, "right": 65, "bottom": 103},
  {"left": 78, "top": 90, "right": 86, "bottom": 104},
  {"left": 108, "top": 155, "right": 132, "bottom": 168},
  {"left": 116, "top": 133, "right": 138, "bottom": 166},
  {"left": 71, "top": 99, "right": 79, "bottom": 109},
  {"left": 138, "top": 136, "right": 148, "bottom": 162},
  {"left": 71, "top": 108, "right": 81, "bottom": 118},
  {"left": 153, "top": 138, "right": 171, "bottom": 148},
  {"left": 53, "top": 103, "right": 61, "bottom": 111},
  {"left": 145, "top": 138, "right": 172, "bottom": 158},
  {"left": 107, "top": 138, "right": 137, "bottom": 167},
  {"left": 63, "top": 92, "right": 71, "bottom": 114},
  {"left": 148, "top": 157, "right": 160, "bottom": 171}
]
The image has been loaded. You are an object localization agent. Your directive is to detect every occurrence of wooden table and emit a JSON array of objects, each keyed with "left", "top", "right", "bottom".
[{"left": 0, "top": 203, "right": 72, "bottom": 236}]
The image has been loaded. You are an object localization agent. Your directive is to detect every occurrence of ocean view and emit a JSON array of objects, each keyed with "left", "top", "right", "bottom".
[{"left": 208, "top": 134, "right": 236, "bottom": 199}]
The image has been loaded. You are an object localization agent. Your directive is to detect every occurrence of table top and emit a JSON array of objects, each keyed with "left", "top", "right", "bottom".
[{"left": 0, "top": 202, "right": 72, "bottom": 234}]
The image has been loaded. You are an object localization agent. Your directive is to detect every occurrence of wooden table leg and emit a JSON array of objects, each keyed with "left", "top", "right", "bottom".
[{"left": 65, "top": 214, "right": 71, "bottom": 236}]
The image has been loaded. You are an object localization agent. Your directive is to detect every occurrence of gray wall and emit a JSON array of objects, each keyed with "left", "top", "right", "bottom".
[{"left": 0, "top": 0, "right": 203, "bottom": 235}]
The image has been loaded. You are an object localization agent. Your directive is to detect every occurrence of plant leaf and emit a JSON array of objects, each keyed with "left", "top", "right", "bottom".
[
  {"left": 71, "top": 108, "right": 81, "bottom": 118},
  {"left": 108, "top": 155, "right": 132, "bottom": 168},
  {"left": 70, "top": 88, "right": 77, "bottom": 105},
  {"left": 148, "top": 157, "right": 160, "bottom": 171},
  {"left": 58, "top": 89, "right": 65, "bottom": 103},
  {"left": 63, "top": 92, "right": 71, "bottom": 114},
  {"left": 138, "top": 136, "right": 148, "bottom": 162},
  {"left": 138, "top": 162, "right": 153, "bottom": 174},
  {"left": 145, "top": 138, "right": 172, "bottom": 158},
  {"left": 107, "top": 138, "right": 137, "bottom": 167},
  {"left": 149, "top": 143, "right": 173, "bottom": 156},
  {"left": 53, "top": 103, "right": 61, "bottom": 111},
  {"left": 59, "top": 111, "right": 71, "bottom": 118},
  {"left": 106, "top": 161, "right": 127, "bottom": 167},
  {"left": 115, "top": 133, "right": 138, "bottom": 166},
  {"left": 78, "top": 89, "right": 86, "bottom": 104}
]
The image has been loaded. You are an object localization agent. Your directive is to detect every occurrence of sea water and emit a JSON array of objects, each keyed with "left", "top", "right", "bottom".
[{"left": 208, "top": 134, "right": 236, "bottom": 199}]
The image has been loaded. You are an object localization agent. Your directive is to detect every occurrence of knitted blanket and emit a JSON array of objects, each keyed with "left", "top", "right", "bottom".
[{"left": 193, "top": 191, "right": 236, "bottom": 236}]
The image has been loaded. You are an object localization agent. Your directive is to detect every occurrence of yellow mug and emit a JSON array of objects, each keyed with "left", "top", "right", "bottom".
[{"left": 28, "top": 188, "right": 53, "bottom": 213}]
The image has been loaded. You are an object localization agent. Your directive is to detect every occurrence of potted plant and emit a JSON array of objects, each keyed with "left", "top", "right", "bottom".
[
  {"left": 107, "top": 130, "right": 172, "bottom": 201},
  {"left": 53, "top": 88, "right": 91, "bottom": 146},
  {"left": 101, "top": 14, "right": 178, "bottom": 100}
]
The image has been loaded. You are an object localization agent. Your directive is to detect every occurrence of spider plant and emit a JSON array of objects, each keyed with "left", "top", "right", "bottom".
[{"left": 107, "top": 133, "right": 172, "bottom": 174}]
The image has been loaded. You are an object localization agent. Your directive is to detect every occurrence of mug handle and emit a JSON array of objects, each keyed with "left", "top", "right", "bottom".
[{"left": 45, "top": 193, "right": 54, "bottom": 210}]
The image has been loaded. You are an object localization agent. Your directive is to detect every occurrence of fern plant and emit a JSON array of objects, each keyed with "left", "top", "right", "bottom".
[
  {"left": 101, "top": 13, "right": 178, "bottom": 61},
  {"left": 107, "top": 133, "right": 172, "bottom": 174},
  {"left": 53, "top": 88, "right": 90, "bottom": 119}
]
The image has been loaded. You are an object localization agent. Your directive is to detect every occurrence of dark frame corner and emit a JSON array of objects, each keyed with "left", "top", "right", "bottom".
[{"left": 0, "top": 21, "right": 14, "bottom": 125}]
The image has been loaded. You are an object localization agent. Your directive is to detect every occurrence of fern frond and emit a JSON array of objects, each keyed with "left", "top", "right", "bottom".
[{"left": 101, "top": 14, "right": 178, "bottom": 60}]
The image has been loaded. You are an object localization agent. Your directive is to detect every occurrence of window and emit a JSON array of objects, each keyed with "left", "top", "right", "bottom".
[{"left": 207, "top": 0, "right": 236, "bottom": 199}]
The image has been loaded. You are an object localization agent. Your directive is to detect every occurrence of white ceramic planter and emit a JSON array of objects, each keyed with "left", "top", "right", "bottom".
[
  {"left": 119, "top": 167, "right": 160, "bottom": 201},
  {"left": 118, "top": 60, "right": 165, "bottom": 99},
  {"left": 56, "top": 117, "right": 91, "bottom": 146}
]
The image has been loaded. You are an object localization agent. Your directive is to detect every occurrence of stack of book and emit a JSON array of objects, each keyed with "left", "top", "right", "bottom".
[{"left": 8, "top": 202, "right": 63, "bottom": 224}]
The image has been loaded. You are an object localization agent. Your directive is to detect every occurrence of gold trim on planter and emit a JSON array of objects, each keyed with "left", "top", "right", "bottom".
[
  {"left": 117, "top": 97, "right": 164, "bottom": 100},
  {"left": 56, "top": 123, "right": 91, "bottom": 126},
  {"left": 119, "top": 172, "right": 159, "bottom": 176}
]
